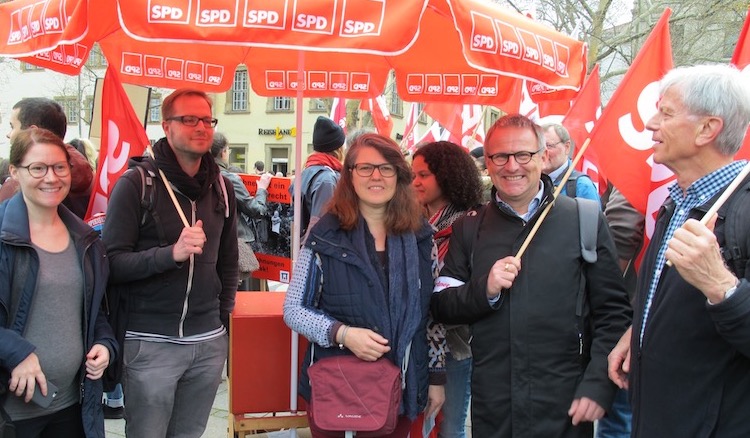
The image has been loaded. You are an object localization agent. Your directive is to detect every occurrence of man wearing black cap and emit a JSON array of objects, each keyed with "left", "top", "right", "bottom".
[{"left": 293, "top": 116, "right": 346, "bottom": 237}]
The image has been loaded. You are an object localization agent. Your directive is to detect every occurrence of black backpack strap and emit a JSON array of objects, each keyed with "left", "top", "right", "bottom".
[
  {"left": 720, "top": 179, "right": 750, "bottom": 279},
  {"left": 134, "top": 164, "right": 168, "bottom": 247}
]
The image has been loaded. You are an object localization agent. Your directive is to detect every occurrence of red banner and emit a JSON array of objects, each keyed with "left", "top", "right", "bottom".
[
  {"left": 588, "top": 9, "right": 673, "bottom": 216},
  {"left": 732, "top": 8, "right": 750, "bottom": 157},
  {"left": 85, "top": 66, "right": 149, "bottom": 221}
]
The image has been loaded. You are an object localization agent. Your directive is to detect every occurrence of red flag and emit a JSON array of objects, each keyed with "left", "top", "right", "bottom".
[
  {"left": 562, "top": 64, "right": 607, "bottom": 193},
  {"left": 588, "top": 8, "right": 674, "bottom": 216},
  {"left": 359, "top": 95, "right": 393, "bottom": 137},
  {"left": 731, "top": 8, "right": 750, "bottom": 158},
  {"left": 402, "top": 103, "right": 421, "bottom": 155},
  {"left": 731, "top": 8, "right": 750, "bottom": 69},
  {"left": 85, "top": 66, "right": 149, "bottom": 221},
  {"left": 330, "top": 98, "right": 347, "bottom": 134},
  {"left": 458, "top": 105, "right": 486, "bottom": 150},
  {"left": 415, "top": 121, "right": 448, "bottom": 145}
]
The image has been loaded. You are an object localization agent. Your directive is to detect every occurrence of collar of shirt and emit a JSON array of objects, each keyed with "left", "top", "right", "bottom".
[
  {"left": 494, "top": 181, "right": 545, "bottom": 222},
  {"left": 548, "top": 159, "right": 571, "bottom": 185}
]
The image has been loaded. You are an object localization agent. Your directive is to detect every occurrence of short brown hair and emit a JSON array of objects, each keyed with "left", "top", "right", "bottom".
[
  {"left": 10, "top": 127, "right": 70, "bottom": 166},
  {"left": 161, "top": 88, "right": 213, "bottom": 120},
  {"left": 328, "top": 133, "right": 423, "bottom": 233}
]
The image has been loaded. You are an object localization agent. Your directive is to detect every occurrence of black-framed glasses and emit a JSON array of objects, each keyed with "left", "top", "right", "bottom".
[
  {"left": 351, "top": 163, "right": 397, "bottom": 178},
  {"left": 17, "top": 161, "right": 72, "bottom": 179},
  {"left": 166, "top": 115, "right": 218, "bottom": 128},
  {"left": 545, "top": 141, "right": 564, "bottom": 149},
  {"left": 487, "top": 148, "right": 543, "bottom": 166}
]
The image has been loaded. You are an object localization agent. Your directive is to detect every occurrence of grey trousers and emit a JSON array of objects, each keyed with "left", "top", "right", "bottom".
[{"left": 122, "top": 336, "right": 228, "bottom": 438}]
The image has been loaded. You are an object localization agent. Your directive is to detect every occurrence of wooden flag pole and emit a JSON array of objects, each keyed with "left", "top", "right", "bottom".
[{"left": 515, "top": 138, "right": 591, "bottom": 259}]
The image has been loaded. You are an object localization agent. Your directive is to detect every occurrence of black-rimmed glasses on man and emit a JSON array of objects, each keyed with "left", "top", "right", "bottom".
[
  {"left": 487, "top": 149, "right": 544, "bottom": 166},
  {"left": 166, "top": 115, "right": 218, "bottom": 128}
]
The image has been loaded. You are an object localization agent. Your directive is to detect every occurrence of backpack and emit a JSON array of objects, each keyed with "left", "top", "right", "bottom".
[
  {"left": 563, "top": 169, "right": 590, "bottom": 199},
  {"left": 461, "top": 197, "right": 599, "bottom": 271},
  {"left": 720, "top": 177, "right": 750, "bottom": 279}
]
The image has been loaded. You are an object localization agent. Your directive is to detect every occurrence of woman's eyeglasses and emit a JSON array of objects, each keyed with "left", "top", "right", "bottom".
[
  {"left": 350, "top": 163, "right": 397, "bottom": 177},
  {"left": 17, "top": 162, "right": 72, "bottom": 179}
]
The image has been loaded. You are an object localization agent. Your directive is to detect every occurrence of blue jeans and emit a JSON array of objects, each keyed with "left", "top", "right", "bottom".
[
  {"left": 596, "top": 388, "right": 632, "bottom": 438},
  {"left": 122, "top": 335, "right": 228, "bottom": 438},
  {"left": 103, "top": 383, "right": 124, "bottom": 408},
  {"left": 439, "top": 356, "right": 472, "bottom": 438}
]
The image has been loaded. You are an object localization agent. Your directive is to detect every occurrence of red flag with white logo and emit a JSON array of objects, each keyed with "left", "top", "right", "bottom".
[
  {"left": 732, "top": 8, "right": 750, "bottom": 157},
  {"left": 403, "top": 103, "right": 421, "bottom": 155},
  {"left": 330, "top": 98, "right": 347, "bottom": 134},
  {"left": 562, "top": 64, "right": 606, "bottom": 193},
  {"left": 359, "top": 95, "right": 393, "bottom": 137},
  {"left": 85, "top": 66, "right": 149, "bottom": 221},
  {"left": 415, "top": 121, "right": 448, "bottom": 145},
  {"left": 424, "top": 103, "right": 463, "bottom": 141},
  {"left": 424, "top": 103, "right": 485, "bottom": 150},
  {"left": 588, "top": 8, "right": 674, "bottom": 217}
]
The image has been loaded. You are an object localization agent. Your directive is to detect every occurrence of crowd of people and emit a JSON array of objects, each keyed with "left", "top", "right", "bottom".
[{"left": 0, "top": 62, "right": 749, "bottom": 438}]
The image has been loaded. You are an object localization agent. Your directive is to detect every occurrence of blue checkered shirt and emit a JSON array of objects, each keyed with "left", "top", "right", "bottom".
[{"left": 640, "top": 160, "right": 747, "bottom": 344}]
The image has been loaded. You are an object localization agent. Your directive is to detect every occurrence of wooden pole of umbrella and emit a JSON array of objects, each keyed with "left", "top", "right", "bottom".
[{"left": 514, "top": 138, "right": 591, "bottom": 260}]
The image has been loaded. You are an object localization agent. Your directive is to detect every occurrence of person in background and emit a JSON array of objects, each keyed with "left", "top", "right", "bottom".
[
  {"left": 0, "top": 158, "right": 10, "bottom": 187},
  {"left": 541, "top": 123, "right": 600, "bottom": 204},
  {"left": 412, "top": 141, "right": 483, "bottom": 438},
  {"left": 431, "top": 115, "right": 631, "bottom": 438},
  {"left": 284, "top": 133, "right": 446, "bottom": 437},
  {"left": 68, "top": 138, "right": 97, "bottom": 171},
  {"left": 594, "top": 184, "right": 644, "bottom": 438},
  {"left": 608, "top": 64, "right": 750, "bottom": 437},
  {"left": 211, "top": 132, "right": 271, "bottom": 286},
  {"left": 292, "top": 116, "right": 346, "bottom": 238},
  {"left": 2, "top": 97, "right": 94, "bottom": 219},
  {"left": 103, "top": 88, "right": 237, "bottom": 437},
  {"left": 0, "top": 128, "right": 116, "bottom": 437},
  {"left": 468, "top": 146, "right": 492, "bottom": 203},
  {"left": 253, "top": 160, "right": 265, "bottom": 175}
]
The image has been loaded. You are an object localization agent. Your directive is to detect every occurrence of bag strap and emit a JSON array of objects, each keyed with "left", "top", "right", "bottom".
[
  {"left": 576, "top": 198, "right": 599, "bottom": 264},
  {"left": 720, "top": 178, "right": 750, "bottom": 279}
]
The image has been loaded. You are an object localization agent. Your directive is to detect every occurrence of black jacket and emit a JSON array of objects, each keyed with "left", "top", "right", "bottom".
[
  {"left": 0, "top": 193, "right": 116, "bottom": 438},
  {"left": 630, "top": 179, "right": 750, "bottom": 437},
  {"left": 431, "top": 177, "right": 631, "bottom": 438},
  {"left": 103, "top": 154, "right": 238, "bottom": 337}
]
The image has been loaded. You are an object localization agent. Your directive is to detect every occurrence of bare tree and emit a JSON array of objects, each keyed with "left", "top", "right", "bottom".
[{"left": 495, "top": 0, "right": 747, "bottom": 97}]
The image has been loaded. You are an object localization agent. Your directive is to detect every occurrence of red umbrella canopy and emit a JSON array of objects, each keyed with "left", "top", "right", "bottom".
[{"left": 0, "top": 0, "right": 587, "bottom": 105}]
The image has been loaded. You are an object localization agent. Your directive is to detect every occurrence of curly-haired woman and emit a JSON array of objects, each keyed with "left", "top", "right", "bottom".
[{"left": 412, "top": 141, "right": 483, "bottom": 438}]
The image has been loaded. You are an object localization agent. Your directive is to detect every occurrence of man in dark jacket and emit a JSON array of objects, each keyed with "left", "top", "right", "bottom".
[
  {"left": 431, "top": 114, "right": 631, "bottom": 438},
  {"left": 2, "top": 97, "right": 93, "bottom": 218},
  {"left": 103, "top": 89, "right": 238, "bottom": 437},
  {"left": 608, "top": 64, "right": 750, "bottom": 437}
]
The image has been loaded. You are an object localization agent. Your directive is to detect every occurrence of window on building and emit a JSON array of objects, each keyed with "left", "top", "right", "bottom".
[
  {"left": 309, "top": 98, "right": 327, "bottom": 112},
  {"left": 388, "top": 73, "right": 402, "bottom": 117},
  {"left": 82, "top": 96, "right": 94, "bottom": 125},
  {"left": 272, "top": 97, "right": 292, "bottom": 112},
  {"left": 85, "top": 46, "right": 107, "bottom": 69},
  {"left": 230, "top": 69, "right": 248, "bottom": 112},
  {"left": 489, "top": 109, "right": 500, "bottom": 126},
  {"left": 148, "top": 94, "right": 162, "bottom": 123},
  {"left": 418, "top": 103, "right": 427, "bottom": 124},
  {"left": 20, "top": 62, "right": 44, "bottom": 72},
  {"left": 57, "top": 97, "right": 79, "bottom": 124}
]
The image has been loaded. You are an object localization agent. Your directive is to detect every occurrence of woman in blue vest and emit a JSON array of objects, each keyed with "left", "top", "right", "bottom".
[{"left": 284, "top": 133, "right": 445, "bottom": 437}]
